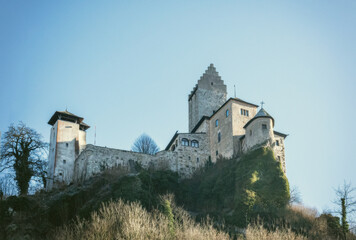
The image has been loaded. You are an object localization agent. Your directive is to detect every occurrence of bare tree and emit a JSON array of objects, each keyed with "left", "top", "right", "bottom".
[
  {"left": 0, "top": 173, "right": 18, "bottom": 199},
  {"left": 289, "top": 185, "right": 302, "bottom": 204},
  {"left": 131, "top": 134, "right": 159, "bottom": 155},
  {"left": 333, "top": 181, "right": 356, "bottom": 238},
  {"left": 0, "top": 122, "right": 48, "bottom": 195}
]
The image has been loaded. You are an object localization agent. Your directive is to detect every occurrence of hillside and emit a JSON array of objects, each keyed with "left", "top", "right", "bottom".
[{"left": 0, "top": 147, "right": 353, "bottom": 239}]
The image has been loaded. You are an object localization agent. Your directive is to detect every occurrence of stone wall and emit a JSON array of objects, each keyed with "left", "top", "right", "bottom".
[
  {"left": 73, "top": 135, "right": 211, "bottom": 183},
  {"left": 209, "top": 101, "right": 233, "bottom": 162},
  {"left": 273, "top": 134, "right": 286, "bottom": 173}
]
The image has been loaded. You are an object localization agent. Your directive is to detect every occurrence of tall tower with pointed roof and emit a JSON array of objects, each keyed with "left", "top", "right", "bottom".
[
  {"left": 188, "top": 64, "right": 227, "bottom": 132},
  {"left": 46, "top": 110, "right": 90, "bottom": 190}
]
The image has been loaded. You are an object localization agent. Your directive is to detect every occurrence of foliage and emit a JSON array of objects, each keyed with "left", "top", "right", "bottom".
[
  {"left": 0, "top": 122, "right": 48, "bottom": 195},
  {"left": 131, "top": 133, "right": 159, "bottom": 155}
]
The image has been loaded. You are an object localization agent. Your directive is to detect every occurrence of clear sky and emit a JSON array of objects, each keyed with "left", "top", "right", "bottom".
[{"left": 1, "top": 1, "right": 355, "bottom": 212}]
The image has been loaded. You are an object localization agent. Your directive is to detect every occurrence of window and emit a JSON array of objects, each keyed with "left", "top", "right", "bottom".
[
  {"left": 191, "top": 140, "right": 199, "bottom": 148},
  {"left": 241, "top": 109, "right": 249, "bottom": 116},
  {"left": 218, "top": 132, "right": 221, "bottom": 142},
  {"left": 277, "top": 156, "right": 281, "bottom": 161},
  {"left": 188, "top": 156, "right": 191, "bottom": 160},
  {"left": 171, "top": 145, "right": 176, "bottom": 151},
  {"left": 211, "top": 82, "right": 213, "bottom": 85},
  {"left": 182, "top": 138, "right": 189, "bottom": 146},
  {"left": 66, "top": 143, "right": 69, "bottom": 147},
  {"left": 65, "top": 126, "right": 72, "bottom": 128},
  {"left": 262, "top": 124, "right": 267, "bottom": 130},
  {"left": 197, "top": 157, "right": 199, "bottom": 163},
  {"left": 215, "top": 119, "right": 219, "bottom": 127},
  {"left": 216, "top": 150, "right": 219, "bottom": 156},
  {"left": 226, "top": 109, "right": 229, "bottom": 117},
  {"left": 63, "top": 160, "right": 66, "bottom": 164},
  {"left": 250, "top": 130, "right": 252, "bottom": 136},
  {"left": 276, "top": 140, "right": 280, "bottom": 146}
]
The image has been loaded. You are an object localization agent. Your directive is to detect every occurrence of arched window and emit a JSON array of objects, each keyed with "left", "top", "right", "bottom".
[
  {"left": 218, "top": 132, "right": 221, "bottom": 142},
  {"left": 226, "top": 109, "right": 229, "bottom": 117},
  {"left": 215, "top": 119, "right": 219, "bottom": 127},
  {"left": 191, "top": 140, "right": 199, "bottom": 148},
  {"left": 181, "top": 138, "right": 189, "bottom": 146}
]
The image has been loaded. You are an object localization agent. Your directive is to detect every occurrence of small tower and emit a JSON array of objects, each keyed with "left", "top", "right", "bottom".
[
  {"left": 46, "top": 111, "right": 90, "bottom": 190},
  {"left": 243, "top": 108, "right": 275, "bottom": 152},
  {"left": 188, "top": 64, "right": 227, "bottom": 132}
]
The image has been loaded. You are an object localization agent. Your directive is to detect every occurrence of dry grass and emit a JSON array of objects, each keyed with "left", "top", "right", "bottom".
[
  {"left": 244, "top": 224, "right": 307, "bottom": 240},
  {"left": 52, "top": 198, "right": 229, "bottom": 240}
]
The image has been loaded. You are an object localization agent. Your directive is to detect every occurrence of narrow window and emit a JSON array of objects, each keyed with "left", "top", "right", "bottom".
[
  {"left": 241, "top": 109, "right": 243, "bottom": 115},
  {"left": 262, "top": 124, "right": 267, "bottom": 130},
  {"left": 63, "top": 160, "right": 66, "bottom": 164},
  {"left": 250, "top": 130, "right": 252, "bottom": 136},
  {"left": 218, "top": 132, "right": 221, "bottom": 142},
  {"left": 66, "top": 143, "right": 69, "bottom": 147},
  {"left": 188, "top": 156, "right": 191, "bottom": 160},
  {"left": 246, "top": 110, "right": 249, "bottom": 117},
  {"left": 215, "top": 119, "right": 218, "bottom": 127},
  {"left": 211, "top": 82, "right": 213, "bottom": 85},
  {"left": 226, "top": 109, "right": 229, "bottom": 117},
  {"left": 197, "top": 157, "right": 199, "bottom": 163},
  {"left": 216, "top": 150, "right": 218, "bottom": 156},
  {"left": 182, "top": 138, "right": 189, "bottom": 146},
  {"left": 276, "top": 140, "right": 280, "bottom": 146},
  {"left": 277, "top": 156, "right": 281, "bottom": 161}
]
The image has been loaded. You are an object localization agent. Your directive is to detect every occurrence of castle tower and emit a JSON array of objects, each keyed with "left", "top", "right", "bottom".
[
  {"left": 243, "top": 108, "right": 275, "bottom": 151},
  {"left": 46, "top": 111, "right": 90, "bottom": 190},
  {"left": 188, "top": 64, "right": 227, "bottom": 132}
]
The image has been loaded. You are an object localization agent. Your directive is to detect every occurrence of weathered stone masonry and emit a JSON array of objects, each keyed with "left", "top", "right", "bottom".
[{"left": 46, "top": 64, "right": 288, "bottom": 190}]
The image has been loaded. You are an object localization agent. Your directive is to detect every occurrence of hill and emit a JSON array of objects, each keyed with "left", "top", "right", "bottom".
[{"left": 0, "top": 147, "right": 353, "bottom": 239}]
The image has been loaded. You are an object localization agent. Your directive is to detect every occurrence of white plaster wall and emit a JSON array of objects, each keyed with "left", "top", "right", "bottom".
[
  {"left": 231, "top": 102, "right": 258, "bottom": 136},
  {"left": 243, "top": 118, "right": 274, "bottom": 152}
]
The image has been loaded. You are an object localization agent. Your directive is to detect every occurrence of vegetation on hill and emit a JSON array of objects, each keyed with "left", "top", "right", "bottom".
[{"left": 0, "top": 147, "right": 355, "bottom": 239}]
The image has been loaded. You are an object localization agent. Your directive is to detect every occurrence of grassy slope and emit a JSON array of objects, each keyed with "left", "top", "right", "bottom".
[{"left": 1, "top": 147, "right": 351, "bottom": 239}]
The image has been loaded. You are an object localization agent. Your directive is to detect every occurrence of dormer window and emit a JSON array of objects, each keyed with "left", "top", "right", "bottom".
[{"left": 182, "top": 138, "right": 189, "bottom": 146}]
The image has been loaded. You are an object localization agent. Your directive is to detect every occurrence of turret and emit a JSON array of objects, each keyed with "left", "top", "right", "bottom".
[
  {"left": 46, "top": 110, "right": 90, "bottom": 190},
  {"left": 243, "top": 108, "right": 275, "bottom": 151}
]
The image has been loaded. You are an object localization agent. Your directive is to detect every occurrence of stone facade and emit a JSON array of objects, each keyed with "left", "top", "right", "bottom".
[{"left": 46, "top": 64, "right": 288, "bottom": 189}]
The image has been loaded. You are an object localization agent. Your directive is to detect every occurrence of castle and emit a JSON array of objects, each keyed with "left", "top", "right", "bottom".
[{"left": 46, "top": 64, "right": 287, "bottom": 190}]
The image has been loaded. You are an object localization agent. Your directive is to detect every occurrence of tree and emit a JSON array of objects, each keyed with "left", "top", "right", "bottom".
[
  {"left": 333, "top": 181, "right": 356, "bottom": 239},
  {"left": 131, "top": 134, "right": 159, "bottom": 155},
  {"left": 289, "top": 185, "right": 302, "bottom": 204},
  {"left": 0, "top": 122, "right": 47, "bottom": 195}
]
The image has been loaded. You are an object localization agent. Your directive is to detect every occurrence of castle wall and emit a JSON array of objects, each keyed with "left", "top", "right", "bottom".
[
  {"left": 46, "top": 121, "right": 58, "bottom": 190},
  {"left": 273, "top": 134, "right": 286, "bottom": 173},
  {"left": 209, "top": 101, "right": 233, "bottom": 162},
  {"left": 231, "top": 102, "right": 257, "bottom": 136},
  {"left": 172, "top": 133, "right": 210, "bottom": 176}
]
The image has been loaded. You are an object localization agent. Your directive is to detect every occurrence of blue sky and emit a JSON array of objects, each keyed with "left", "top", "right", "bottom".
[{"left": 1, "top": 1, "right": 355, "bottom": 212}]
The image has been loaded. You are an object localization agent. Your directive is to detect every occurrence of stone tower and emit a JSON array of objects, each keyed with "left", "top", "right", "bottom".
[
  {"left": 188, "top": 64, "right": 227, "bottom": 132},
  {"left": 46, "top": 111, "right": 89, "bottom": 190}
]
